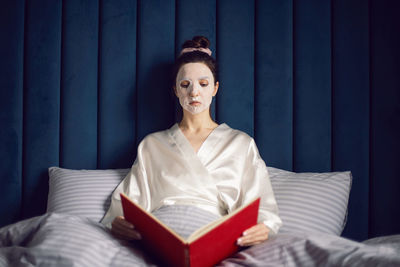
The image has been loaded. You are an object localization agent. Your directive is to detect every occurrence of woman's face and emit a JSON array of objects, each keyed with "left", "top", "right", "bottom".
[{"left": 175, "top": 63, "right": 218, "bottom": 115}]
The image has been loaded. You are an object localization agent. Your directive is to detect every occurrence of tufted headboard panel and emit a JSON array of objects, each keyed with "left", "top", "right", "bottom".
[{"left": 1, "top": 0, "right": 399, "bottom": 241}]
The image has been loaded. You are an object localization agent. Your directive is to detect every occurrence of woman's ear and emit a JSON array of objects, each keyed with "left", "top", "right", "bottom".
[
  {"left": 173, "top": 85, "right": 178, "bottom": 97},
  {"left": 213, "top": 81, "right": 219, "bottom": 97}
]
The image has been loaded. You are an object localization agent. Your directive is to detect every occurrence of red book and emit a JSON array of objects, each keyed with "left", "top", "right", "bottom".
[{"left": 120, "top": 193, "right": 260, "bottom": 267}]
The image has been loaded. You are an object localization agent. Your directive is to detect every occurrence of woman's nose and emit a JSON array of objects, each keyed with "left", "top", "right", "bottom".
[{"left": 189, "top": 84, "right": 200, "bottom": 96}]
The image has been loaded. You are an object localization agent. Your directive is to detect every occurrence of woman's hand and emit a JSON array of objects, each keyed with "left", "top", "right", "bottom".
[
  {"left": 111, "top": 216, "right": 142, "bottom": 241},
  {"left": 237, "top": 223, "right": 270, "bottom": 246}
]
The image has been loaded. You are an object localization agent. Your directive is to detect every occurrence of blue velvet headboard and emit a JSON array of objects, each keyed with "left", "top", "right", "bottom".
[{"left": 1, "top": 0, "right": 399, "bottom": 241}]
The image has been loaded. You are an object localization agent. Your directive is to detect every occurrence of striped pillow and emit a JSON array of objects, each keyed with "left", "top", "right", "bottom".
[
  {"left": 47, "top": 167, "right": 129, "bottom": 222},
  {"left": 268, "top": 167, "right": 352, "bottom": 236},
  {"left": 47, "top": 166, "right": 351, "bottom": 236}
]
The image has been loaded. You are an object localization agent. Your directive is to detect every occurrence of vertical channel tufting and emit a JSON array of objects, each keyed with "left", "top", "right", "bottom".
[
  {"left": 0, "top": 0, "right": 398, "bottom": 239},
  {"left": 136, "top": 0, "right": 175, "bottom": 142},
  {"left": 255, "top": 0, "right": 293, "bottom": 170},
  {"left": 173, "top": 0, "right": 180, "bottom": 123},
  {"left": 60, "top": 0, "right": 99, "bottom": 169},
  {"left": 293, "top": 0, "right": 332, "bottom": 172},
  {"left": 97, "top": 0, "right": 102, "bottom": 169},
  {"left": 0, "top": 0, "right": 25, "bottom": 226},
  {"left": 332, "top": 0, "right": 369, "bottom": 240},
  {"left": 22, "top": 0, "right": 62, "bottom": 219},
  {"left": 98, "top": 0, "right": 138, "bottom": 169},
  {"left": 254, "top": 0, "right": 258, "bottom": 140},
  {"left": 175, "top": 0, "right": 217, "bottom": 121},
  {"left": 216, "top": 0, "right": 255, "bottom": 136},
  {"left": 369, "top": 0, "right": 400, "bottom": 237},
  {"left": 292, "top": 0, "right": 296, "bottom": 172}
]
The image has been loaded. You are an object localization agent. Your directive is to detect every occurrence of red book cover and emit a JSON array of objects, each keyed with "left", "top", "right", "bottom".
[{"left": 120, "top": 193, "right": 260, "bottom": 267}]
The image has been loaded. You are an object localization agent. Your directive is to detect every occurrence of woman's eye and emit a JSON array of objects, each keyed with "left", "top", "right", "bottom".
[
  {"left": 180, "top": 82, "right": 189, "bottom": 88},
  {"left": 199, "top": 81, "right": 209, "bottom": 87}
]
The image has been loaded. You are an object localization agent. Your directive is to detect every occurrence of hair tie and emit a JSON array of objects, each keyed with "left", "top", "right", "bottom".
[{"left": 179, "top": 47, "right": 212, "bottom": 56}]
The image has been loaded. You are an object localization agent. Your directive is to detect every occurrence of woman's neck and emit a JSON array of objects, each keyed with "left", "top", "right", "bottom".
[{"left": 179, "top": 109, "right": 218, "bottom": 132}]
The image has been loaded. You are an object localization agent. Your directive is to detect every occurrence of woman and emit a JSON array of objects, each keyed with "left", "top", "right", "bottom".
[{"left": 101, "top": 36, "right": 282, "bottom": 247}]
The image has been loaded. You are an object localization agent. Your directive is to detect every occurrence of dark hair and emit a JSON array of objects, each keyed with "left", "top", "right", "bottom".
[{"left": 172, "top": 36, "right": 218, "bottom": 87}]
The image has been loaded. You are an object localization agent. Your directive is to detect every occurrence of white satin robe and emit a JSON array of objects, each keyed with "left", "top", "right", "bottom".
[{"left": 101, "top": 123, "right": 282, "bottom": 234}]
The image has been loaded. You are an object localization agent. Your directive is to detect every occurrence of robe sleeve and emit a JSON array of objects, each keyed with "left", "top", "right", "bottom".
[
  {"left": 240, "top": 138, "right": 282, "bottom": 235},
  {"left": 100, "top": 141, "right": 151, "bottom": 229}
]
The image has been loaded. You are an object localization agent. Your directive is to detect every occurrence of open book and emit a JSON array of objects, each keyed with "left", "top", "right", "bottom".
[{"left": 120, "top": 193, "right": 260, "bottom": 267}]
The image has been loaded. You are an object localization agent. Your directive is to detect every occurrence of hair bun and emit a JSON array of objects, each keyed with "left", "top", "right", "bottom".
[{"left": 182, "top": 36, "right": 210, "bottom": 49}]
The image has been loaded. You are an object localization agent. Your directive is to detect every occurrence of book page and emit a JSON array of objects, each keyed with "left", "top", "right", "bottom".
[
  {"left": 122, "top": 193, "right": 259, "bottom": 245},
  {"left": 186, "top": 198, "right": 259, "bottom": 243},
  {"left": 120, "top": 193, "right": 186, "bottom": 243}
]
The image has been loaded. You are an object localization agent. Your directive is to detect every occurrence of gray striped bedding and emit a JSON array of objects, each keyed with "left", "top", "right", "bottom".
[
  {"left": 268, "top": 167, "right": 352, "bottom": 235},
  {"left": 47, "top": 166, "right": 352, "bottom": 236},
  {"left": 1, "top": 211, "right": 399, "bottom": 266},
  {"left": 219, "top": 232, "right": 400, "bottom": 267},
  {"left": 2, "top": 166, "right": 396, "bottom": 266},
  {"left": 47, "top": 167, "right": 130, "bottom": 222}
]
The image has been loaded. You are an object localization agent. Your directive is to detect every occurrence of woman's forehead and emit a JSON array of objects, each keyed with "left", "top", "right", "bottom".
[{"left": 177, "top": 63, "right": 213, "bottom": 78}]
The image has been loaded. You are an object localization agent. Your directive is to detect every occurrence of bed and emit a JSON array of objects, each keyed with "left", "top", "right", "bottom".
[{"left": 1, "top": 166, "right": 399, "bottom": 266}]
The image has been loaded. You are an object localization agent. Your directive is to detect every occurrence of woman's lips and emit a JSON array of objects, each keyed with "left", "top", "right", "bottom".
[{"left": 189, "top": 101, "right": 201, "bottom": 106}]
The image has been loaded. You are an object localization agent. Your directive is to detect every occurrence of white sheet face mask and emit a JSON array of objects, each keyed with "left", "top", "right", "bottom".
[{"left": 175, "top": 63, "right": 216, "bottom": 115}]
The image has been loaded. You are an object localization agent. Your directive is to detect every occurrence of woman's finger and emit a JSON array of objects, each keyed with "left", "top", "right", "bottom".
[
  {"left": 112, "top": 221, "right": 134, "bottom": 234},
  {"left": 112, "top": 231, "right": 132, "bottom": 240},
  {"left": 238, "top": 231, "right": 268, "bottom": 245},
  {"left": 111, "top": 217, "right": 141, "bottom": 240},
  {"left": 237, "top": 223, "right": 270, "bottom": 246},
  {"left": 112, "top": 226, "right": 141, "bottom": 240},
  {"left": 238, "top": 231, "right": 269, "bottom": 246},
  {"left": 243, "top": 223, "right": 268, "bottom": 236},
  {"left": 114, "top": 216, "right": 134, "bottom": 228},
  {"left": 112, "top": 222, "right": 140, "bottom": 237},
  {"left": 112, "top": 217, "right": 136, "bottom": 233}
]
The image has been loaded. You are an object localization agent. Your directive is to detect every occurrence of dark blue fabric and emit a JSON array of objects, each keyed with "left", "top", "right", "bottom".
[
  {"left": 369, "top": 0, "right": 400, "bottom": 237},
  {"left": 0, "top": 0, "right": 24, "bottom": 226},
  {"left": 22, "top": 0, "right": 61, "bottom": 219},
  {"left": 293, "top": 0, "right": 332, "bottom": 172},
  {"left": 176, "top": 0, "right": 217, "bottom": 121},
  {"left": 98, "top": 0, "right": 137, "bottom": 169},
  {"left": 60, "top": 0, "right": 99, "bottom": 169},
  {"left": 136, "top": 0, "right": 175, "bottom": 143},
  {"left": 0, "top": 0, "right": 399, "bottom": 241},
  {"left": 217, "top": 0, "right": 255, "bottom": 136},
  {"left": 332, "top": 0, "right": 370, "bottom": 241},
  {"left": 255, "top": 0, "right": 293, "bottom": 171}
]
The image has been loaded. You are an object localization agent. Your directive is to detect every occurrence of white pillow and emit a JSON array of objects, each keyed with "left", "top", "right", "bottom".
[
  {"left": 47, "top": 167, "right": 129, "bottom": 222},
  {"left": 268, "top": 166, "right": 352, "bottom": 236}
]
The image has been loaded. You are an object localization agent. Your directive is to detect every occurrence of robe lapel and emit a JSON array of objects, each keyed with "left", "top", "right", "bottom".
[
  {"left": 196, "top": 123, "right": 229, "bottom": 163},
  {"left": 168, "top": 124, "right": 207, "bottom": 176},
  {"left": 167, "top": 123, "right": 232, "bottom": 213},
  {"left": 168, "top": 123, "right": 225, "bottom": 176},
  {"left": 169, "top": 123, "right": 228, "bottom": 167}
]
